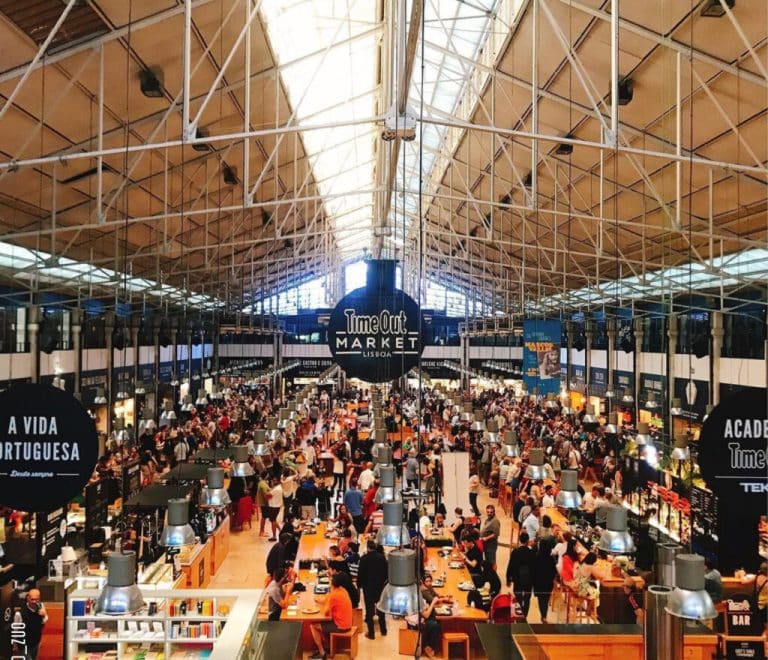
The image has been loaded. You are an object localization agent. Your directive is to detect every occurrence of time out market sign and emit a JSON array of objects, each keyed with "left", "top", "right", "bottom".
[
  {"left": 328, "top": 288, "right": 422, "bottom": 383},
  {"left": 0, "top": 384, "right": 98, "bottom": 512}
]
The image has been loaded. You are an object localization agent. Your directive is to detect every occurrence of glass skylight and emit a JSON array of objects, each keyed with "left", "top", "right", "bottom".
[
  {"left": 0, "top": 240, "right": 222, "bottom": 310},
  {"left": 386, "top": 0, "right": 498, "bottom": 250},
  {"left": 528, "top": 248, "right": 768, "bottom": 314},
  {"left": 245, "top": 275, "right": 328, "bottom": 315},
  {"left": 261, "top": 0, "right": 379, "bottom": 259}
]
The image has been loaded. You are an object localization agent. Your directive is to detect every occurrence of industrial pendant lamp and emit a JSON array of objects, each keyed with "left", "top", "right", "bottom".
[
  {"left": 160, "top": 499, "right": 196, "bottom": 547},
  {"left": 604, "top": 412, "right": 620, "bottom": 435},
  {"left": 199, "top": 468, "right": 231, "bottom": 508},
  {"left": 373, "top": 444, "right": 392, "bottom": 468},
  {"left": 374, "top": 466, "right": 401, "bottom": 504},
  {"left": 230, "top": 445, "right": 254, "bottom": 477},
  {"left": 277, "top": 408, "right": 290, "bottom": 431},
  {"left": 560, "top": 396, "right": 574, "bottom": 416},
  {"left": 96, "top": 551, "right": 145, "bottom": 615},
  {"left": 376, "top": 501, "right": 409, "bottom": 547},
  {"left": 666, "top": 554, "right": 717, "bottom": 620},
  {"left": 621, "top": 389, "right": 634, "bottom": 404},
  {"left": 180, "top": 395, "right": 195, "bottom": 413},
  {"left": 524, "top": 448, "right": 547, "bottom": 480},
  {"left": 471, "top": 410, "right": 486, "bottom": 432},
  {"left": 544, "top": 393, "right": 560, "bottom": 410},
  {"left": 460, "top": 404, "right": 473, "bottom": 423},
  {"left": 670, "top": 398, "right": 684, "bottom": 416},
  {"left": 94, "top": 387, "right": 108, "bottom": 404},
  {"left": 501, "top": 430, "right": 520, "bottom": 458},
  {"left": 555, "top": 469, "right": 582, "bottom": 509},
  {"left": 266, "top": 416, "right": 281, "bottom": 442},
  {"left": 645, "top": 392, "right": 659, "bottom": 410},
  {"left": 376, "top": 548, "right": 423, "bottom": 616},
  {"left": 251, "top": 429, "right": 271, "bottom": 457},
  {"left": 670, "top": 434, "right": 690, "bottom": 461},
  {"left": 485, "top": 419, "right": 500, "bottom": 444},
  {"left": 597, "top": 506, "right": 635, "bottom": 554},
  {"left": 581, "top": 404, "right": 598, "bottom": 428},
  {"left": 195, "top": 390, "right": 208, "bottom": 407}
]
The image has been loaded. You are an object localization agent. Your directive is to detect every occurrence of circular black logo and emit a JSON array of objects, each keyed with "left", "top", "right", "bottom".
[
  {"left": 0, "top": 384, "right": 98, "bottom": 512},
  {"left": 328, "top": 287, "right": 422, "bottom": 383},
  {"left": 698, "top": 390, "right": 767, "bottom": 505}
]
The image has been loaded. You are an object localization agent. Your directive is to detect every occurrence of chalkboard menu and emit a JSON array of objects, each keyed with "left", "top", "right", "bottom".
[
  {"left": 85, "top": 480, "right": 109, "bottom": 545},
  {"left": 122, "top": 459, "right": 142, "bottom": 501},
  {"left": 690, "top": 485, "right": 719, "bottom": 558},
  {"left": 36, "top": 507, "right": 66, "bottom": 567}
]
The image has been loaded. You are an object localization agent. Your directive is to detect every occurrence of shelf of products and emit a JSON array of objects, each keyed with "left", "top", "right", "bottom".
[{"left": 67, "top": 588, "right": 263, "bottom": 660}]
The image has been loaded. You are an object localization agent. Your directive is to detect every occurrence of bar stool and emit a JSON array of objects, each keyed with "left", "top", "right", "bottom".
[
  {"left": 442, "top": 631, "right": 470, "bottom": 659},
  {"left": 330, "top": 626, "right": 358, "bottom": 658}
]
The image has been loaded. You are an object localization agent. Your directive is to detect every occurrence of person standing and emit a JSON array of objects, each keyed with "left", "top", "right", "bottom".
[
  {"left": 534, "top": 536, "right": 558, "bottom": 623},
  {"left": 342, "top": 479, "right": 365, "bottom": 534},
  {"left": 267, "top": 477, "right": 283, "bottom": 541},
  {"left": 480, "top": 505, "right": 501, "bottom": 570},
  {"left": 506, "top": 532, "right": 536, "bottom": 617},
  {"left": 468, "top": 472, "right": 481, "bottom": 516},
  {"left": 405, "top": 450, "right": 419, "bottom": 489},
  {"left": 16, "top": 588, "right": 48, "bottom": 659}
]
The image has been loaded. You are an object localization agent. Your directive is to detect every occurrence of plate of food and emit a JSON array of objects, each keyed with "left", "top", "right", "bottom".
[
  {"left": 301, "top": 606, "right": 320, "bottom": 615},
  {"left": 458, "top": 581, "right": 475, "bottom": 591},
  {"left": 448, "top": 561, "right": 464, "bottom": 569},
  {"left": 435, "top": 606, "right": 453, "bottom": 616}
]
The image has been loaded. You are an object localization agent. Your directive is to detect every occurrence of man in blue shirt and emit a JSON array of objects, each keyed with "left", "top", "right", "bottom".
[{"left": 343, "top": 479, "right": 365, "bottom": 533}]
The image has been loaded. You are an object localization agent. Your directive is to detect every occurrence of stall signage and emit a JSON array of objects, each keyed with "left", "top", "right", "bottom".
[
  {"left": 699, "top": 390, "right": 768, "bottom": 500},
  {"left": 328, "top": 263, "right": 421, "bottom": 383},
  {"left": 724, "top": 637, "right": 765, "bottom": 659},
  {"left": 36, "top": 507, "right": 67, "bottom": 565},
  {"left": 0, "top": 384, "right": 98, "bottom": 512},
  {"left": 726, "top": 599, "right": 758, "bottom": 636},
  {"left": 122, "top": 459, "right": 142, "bottom": 501}
]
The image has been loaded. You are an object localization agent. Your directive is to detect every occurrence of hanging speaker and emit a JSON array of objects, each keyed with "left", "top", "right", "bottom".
[
  {"left": 573, "top": 332, "right": 586, "bottom": 352},
  {"left": 618, "top": 323, "right": 635, "bottom": 353},
  {"left": 112, "top": 325, "right": 126, "bottom": 351},
  {"left": 691, "top": 327, "right": 709, "bottom": 359},
  {"left": 39, "top": 313, "right": 60, "bottom": 354}
]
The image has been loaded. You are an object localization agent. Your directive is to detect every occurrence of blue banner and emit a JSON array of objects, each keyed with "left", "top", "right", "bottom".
[{"left": 523, "top": 319, "right": 562, "bottom": 395}]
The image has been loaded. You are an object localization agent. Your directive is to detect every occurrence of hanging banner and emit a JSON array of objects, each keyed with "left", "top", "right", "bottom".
[
  {"left": 328, "top": 260, "right": 422, "bottom": 383},
  {"left": 523, "top": 320, "right": 562, "bottom": 395},
  {"left": 0, "top": 384, "right": 98, "bottom": 512}
]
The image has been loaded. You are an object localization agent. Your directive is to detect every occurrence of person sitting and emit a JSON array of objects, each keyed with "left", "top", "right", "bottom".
[
  {"left": 416, "top": 575, "right": 454, "bottom": 659},
  {"left": 326, "top": 545, "right": 350, "bottom": 575},
  {"left": 266, "top": 567, "right": 295, "bottom": 621},
  {"left": 309, "top": 573, "right": 354, "bottom": 660}
]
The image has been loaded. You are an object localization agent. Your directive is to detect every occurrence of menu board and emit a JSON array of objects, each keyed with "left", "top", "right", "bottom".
[
  {"left": 36, "top": 507, "right": 66, "bottom": 567},
  {"left": 122, "top": 459, "right": 142, "bottom": 501},
  {"left": 690, "top": 485, "right": 720, "bottom": 558},
  {"left": 85, "top": 480, "right": 109, "bottom": 544}
]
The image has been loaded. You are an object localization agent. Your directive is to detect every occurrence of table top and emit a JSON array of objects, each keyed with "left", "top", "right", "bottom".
[
  {"left": 294, "top": 522, "right": 340, "bottom": 565},
  {"left": 423, "top": 547, "right": 489, "bottom": 621}
]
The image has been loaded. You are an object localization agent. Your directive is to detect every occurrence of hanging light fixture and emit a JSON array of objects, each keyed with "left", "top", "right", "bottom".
[
  {"left": 670, "top": 398, "right": 684, "bottom": 416},
  {"left": 375, "top": 466, "right": 401, "bottom": 504},
  {"left": 199, "top": 467, "right": 231, "bottom": 508},
  {"left": 134, "top": 382, "right": 146, "bottom": 395},
  {"left": 195, "top": 389, "right": 208, "bottom": 407},
  {"left": 604, "top": 412, "right": 620, "bottom": 435},
  {"left": 666, "top": 554, "right": 717, "bottom": 620},
  {"left": 604, "top": 387, "right": 616, "bottom": 399},
  {"left": 170, "top": 375, "right": 180, "bottom": 387},
  {"left": 485, "top": 419, "right": 500, "bottom": 444},
  {"left": 180, "top": 395, "right": 195, "bottom": 413},
  {"left": 95, "top": 551, "right": 145, "bottom": 615},
  {"left": 251, "top": 429, "right": 271, "bottom": 457},
  {"left": 94, "top": 387, "right": 108, "bottom": 404},
  {"left": 645, "top": 392, "right": 659, "bottom": 410},
  {"left": 376, "top": 548, "right": 423, "bottom": 616},
  {"left": 277, "top": 408, "right": 290, "bottom": 431},
  {"left": 375, "top": 501, "right": 409, "bottom": 548},
  {"left": 702, "top": 404, "right": 714, "bottom": 422},
  {"left": 581, "top": 404, "right": 598, "bottom": 429},
  {"left": 266, "top": 416, "right": 281, "bottom": 442},
  {"left": 544, "top": 393, "right": 559, "bottom": 410},
  {"left": 524, "top": 448, "right": 547, "bottom": 480},
  {"left": 670, "top": 434, "right": 690, "bottom": 461},
  {"left": 230, "top": 445, "right": 254, "bottom": 477},
  {"left": 115, "top": 388, "right": 130, "bottom": 401},
  {"left": 501, "top": 430, "right": 520, "bottom": 458},
  {"left": 555, "top": 469, "right": 582, "bottom": 508},
  {"left": 460, "top": 404, "right": 472, "bottom": 423},
  {"left": 159, "top": 499, "right": 196, "bottom": 547},
  {"left": 470, "top": 410, "right": 486, "bottom": 432},
  {"left": 560, "top": 396, "right": 574, "bottom": 416},
  {"left": 621, "top": 388, "right": 634, "bottom": 404},
  {"left": 597, "top": 506, "right": 636, "bottom": 554},
  {"left": 373, "top": 444, "right": 392, "bottom": 468}
]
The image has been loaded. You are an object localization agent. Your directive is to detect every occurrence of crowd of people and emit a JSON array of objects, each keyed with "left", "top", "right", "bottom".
[{"left": 87, "top": 377, "right": 766, "bottom": 657}]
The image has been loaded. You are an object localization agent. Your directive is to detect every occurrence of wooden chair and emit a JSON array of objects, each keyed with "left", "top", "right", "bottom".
[
  {"left": 330, "top": 625, "right": 358, "bottom": 658},
  {"left": 442, "top": 631, "right": 470, "bottom": 659}
]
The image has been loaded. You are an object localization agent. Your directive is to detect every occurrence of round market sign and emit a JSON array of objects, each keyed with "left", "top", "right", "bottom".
[
  {"left": 328, "top": 287, "right": 422, "bottom": 383},
  {"left": 698, "top": 389, "right": 767, "bottom": 503},
  {"left": 0, "top": 384, "right": 98, "bottom": 512}
]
